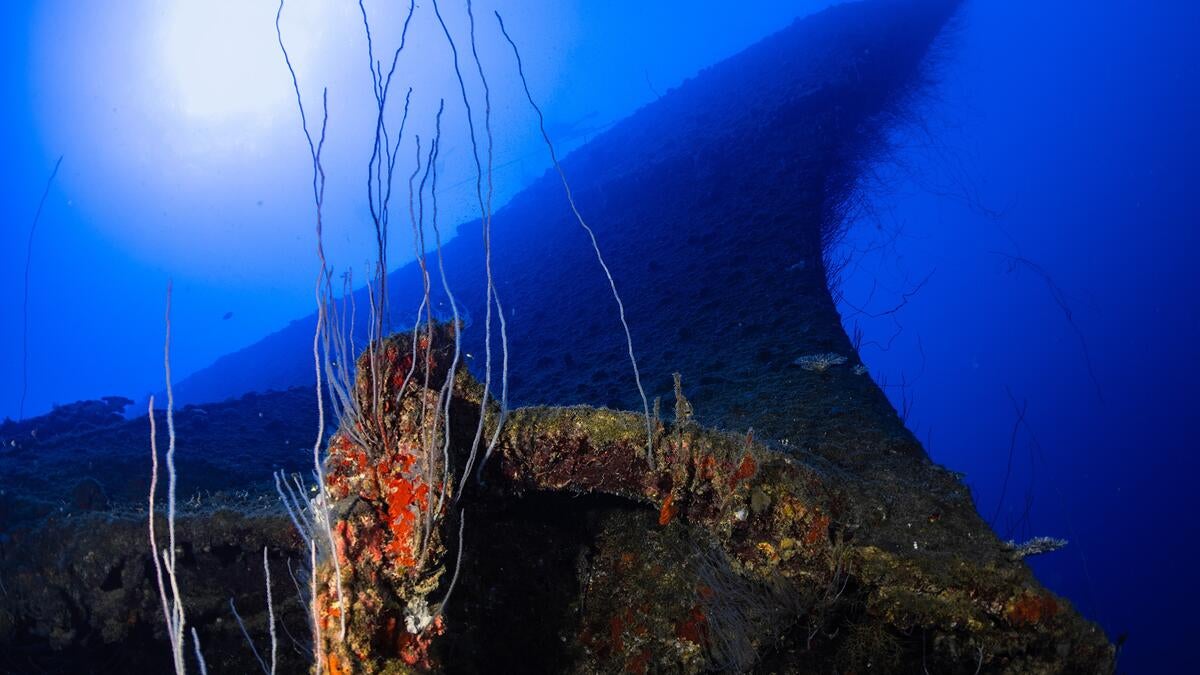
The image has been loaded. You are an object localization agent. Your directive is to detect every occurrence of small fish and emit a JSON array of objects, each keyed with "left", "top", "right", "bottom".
[{"left": 223, "top": 311, "right": 233, "bottom": 320}]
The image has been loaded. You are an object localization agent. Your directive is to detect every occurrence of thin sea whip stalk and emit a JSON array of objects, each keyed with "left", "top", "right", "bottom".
[{"left": 494, "top": 11, "right": 654, "bottom": 460}]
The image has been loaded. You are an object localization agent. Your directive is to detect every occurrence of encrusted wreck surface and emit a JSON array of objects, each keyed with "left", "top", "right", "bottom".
[
  {"left": 309, "top": 326, "right": 1112, "bottom": 674},
  {"left": 0, "top": 0, "right": 1114, "bottom": 672}
]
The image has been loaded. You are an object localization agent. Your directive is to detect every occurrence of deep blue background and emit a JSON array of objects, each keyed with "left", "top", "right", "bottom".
[{"left": 836, "top": 2, "right": 1199, "bottom": 669}]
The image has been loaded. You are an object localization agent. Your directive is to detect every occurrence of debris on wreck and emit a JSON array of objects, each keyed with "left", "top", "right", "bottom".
[
  {"left": 1005, "top": 536, "right": 1070, "bottom": 561},
  {"left": 793, "top": 353, "right": 850, "bottom": 373}
]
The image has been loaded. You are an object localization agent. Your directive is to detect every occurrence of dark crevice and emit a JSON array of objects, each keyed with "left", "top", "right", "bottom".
[
  {"left": 99, "top": 560, "right": 124, "bottom": 592},
  {"left": 440, "top": 492, "right": 649, "bottom": 674}
]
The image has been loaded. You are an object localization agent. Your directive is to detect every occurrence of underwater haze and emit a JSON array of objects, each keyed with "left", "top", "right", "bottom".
[{"left": 1, "top": 0, "right": 1197, "bottom": 672}]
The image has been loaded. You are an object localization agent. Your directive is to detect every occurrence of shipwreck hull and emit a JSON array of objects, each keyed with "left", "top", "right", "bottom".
[{"left": 0, "top": 0, "right": 1113, "bottom": 671}]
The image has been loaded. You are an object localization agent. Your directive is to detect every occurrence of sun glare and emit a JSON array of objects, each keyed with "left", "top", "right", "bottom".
[{"left": 158, "top": 0, "right": 311, "bottom": 122}]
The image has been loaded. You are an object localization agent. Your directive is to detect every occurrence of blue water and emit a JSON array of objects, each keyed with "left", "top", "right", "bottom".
[
  {"left": 2, "top": 1, "right": 1197, "bottom": 671},
  {"left": 835, "top": 2, "right": 1199, "bottom": 669}
]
